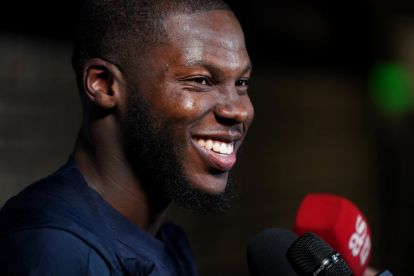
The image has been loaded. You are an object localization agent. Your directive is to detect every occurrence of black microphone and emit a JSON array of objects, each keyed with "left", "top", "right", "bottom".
[
  {"left": 247, "top": 229, "right": 353, "bottom": 276},
  {"left": 247, "top": 228, "right": 298, "bottom": 275},
  {"left": 287, "top": 232, "right": 353, "bottom": 276}
]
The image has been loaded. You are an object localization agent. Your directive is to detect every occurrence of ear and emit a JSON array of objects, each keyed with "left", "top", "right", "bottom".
[{"left": 82, "top": 58, "right": 125, "bottom": 109}]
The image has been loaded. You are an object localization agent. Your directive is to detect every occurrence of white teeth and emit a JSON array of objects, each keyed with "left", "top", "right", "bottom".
[
  {"left": 198, "top": 139, "right": 205, "bottom": 147},
  {"left": 227, "top": 143, "right": 234, "bottom": 154},
  {"left": 220, "top": 143, "right": 227, "bottom": 154},
  {"left": 205, "top": 140, "right": 213, "bottom": 150},
  {"left": 196, "top": 139, "right": 234, "bottom": 155},
  {"left": 213, "top": 142, "right": 221, "bottom": 152}
]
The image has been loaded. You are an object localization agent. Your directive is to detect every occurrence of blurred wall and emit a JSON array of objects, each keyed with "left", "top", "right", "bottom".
[{"left": 0, "top": 34, "right": 80, "bottom": 203}]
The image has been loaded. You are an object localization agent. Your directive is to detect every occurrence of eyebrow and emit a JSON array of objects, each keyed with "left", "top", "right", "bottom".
[{"left": 186, "top": 60, "right": 253, "bottom": 76}]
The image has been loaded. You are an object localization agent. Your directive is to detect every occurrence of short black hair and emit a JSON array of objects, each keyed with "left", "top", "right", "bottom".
[{"left": 72, "top": 0, "right": 231, "bottom": 81}]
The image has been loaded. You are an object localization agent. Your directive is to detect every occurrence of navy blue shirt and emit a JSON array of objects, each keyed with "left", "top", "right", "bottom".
[{"left": 0, "top": 158, "right": 198, "bottom": 275}]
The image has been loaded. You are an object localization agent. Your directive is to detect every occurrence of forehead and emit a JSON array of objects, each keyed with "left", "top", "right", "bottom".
[{"left": 161, "top": 10, "right": 250, "bottom": 71}]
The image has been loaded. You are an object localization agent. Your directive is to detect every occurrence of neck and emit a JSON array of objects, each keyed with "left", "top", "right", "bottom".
[{"left": 73, "top": 126, "right": 170, "bottom": 235}]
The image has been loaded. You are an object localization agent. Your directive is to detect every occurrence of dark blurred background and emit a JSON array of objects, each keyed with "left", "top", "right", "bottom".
[{"left": 1, "top": 0, "right": 414, "bottom": 275}]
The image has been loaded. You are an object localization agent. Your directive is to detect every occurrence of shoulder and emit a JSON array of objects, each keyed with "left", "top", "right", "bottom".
[{"left": 0, "top": 228, "right": 111, "bottom": 275}]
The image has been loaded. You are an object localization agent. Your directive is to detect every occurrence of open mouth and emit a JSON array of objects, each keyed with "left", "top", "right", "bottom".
[
  {"left": 196, "top": 139, "right": 234, "bottom": 155},
  {"left": 192, "top": 138, "right": 237, "bottom": 171}
]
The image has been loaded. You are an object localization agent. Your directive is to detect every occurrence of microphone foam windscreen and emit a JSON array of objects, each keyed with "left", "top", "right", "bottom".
[
  {"left": 287, "top": 232, "right": 353, "bottom": 276},
  {"left": 247, "top": 228, "right": 298, "bottom": 276},
  {"left": 294, "top": 193, "right": 371, "bottom": 276}
]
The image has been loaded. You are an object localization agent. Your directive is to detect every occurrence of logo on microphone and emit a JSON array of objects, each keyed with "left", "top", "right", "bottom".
[{"left": 348, "top": 215, "right": 371, "bottom": 266}]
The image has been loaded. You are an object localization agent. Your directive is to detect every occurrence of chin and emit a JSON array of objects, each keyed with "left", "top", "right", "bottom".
[
  {"left": 190, "top": 172, "right": 229, "bottom": 195},
  {"left": 166, "top": 171, "right": 237, "bottom": 213}
]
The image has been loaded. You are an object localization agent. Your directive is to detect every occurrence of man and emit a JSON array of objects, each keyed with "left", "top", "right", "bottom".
[{"left": 0, "top": 0, "right": 254, "bottom": 275}]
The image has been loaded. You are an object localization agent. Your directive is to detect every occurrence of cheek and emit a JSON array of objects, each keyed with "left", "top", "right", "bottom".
[
  {"left": 166, "top": 93, "right": 209, "bottom": 122},
  {"left": 180, "top": 96, "right": 196, "bottom": 112}
]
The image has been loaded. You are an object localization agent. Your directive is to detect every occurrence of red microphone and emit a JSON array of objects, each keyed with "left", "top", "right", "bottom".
[{"left": 294, "top": 193, "right": 372, "bottom": 276}]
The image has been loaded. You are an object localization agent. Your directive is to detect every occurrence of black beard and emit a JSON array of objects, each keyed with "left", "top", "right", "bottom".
[{"left": 123, "top": 92, "right": 237, "bottom": 213}]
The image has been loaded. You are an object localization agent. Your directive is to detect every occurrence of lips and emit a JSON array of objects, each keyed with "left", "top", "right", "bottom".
[{"left": 192, "top": 136, "right": 239, "bottom": 171}]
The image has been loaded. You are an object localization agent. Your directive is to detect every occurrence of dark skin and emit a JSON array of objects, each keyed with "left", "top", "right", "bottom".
[{"left": 73, "top": 10, "right": 254, "bottom": 235}]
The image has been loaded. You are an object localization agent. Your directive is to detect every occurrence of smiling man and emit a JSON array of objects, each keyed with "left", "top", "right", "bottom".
[{"left": 0, "top": 0, "right": 253, "bottom": 275}]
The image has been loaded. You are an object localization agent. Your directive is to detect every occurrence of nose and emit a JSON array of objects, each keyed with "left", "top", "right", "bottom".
[{"left": 214, "top": 93, "right": 253, "bottom": 126}]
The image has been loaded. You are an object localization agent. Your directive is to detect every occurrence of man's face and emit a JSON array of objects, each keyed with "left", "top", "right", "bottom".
[{"left": 123, "top": 10, "right": 254, "bottom": 211}]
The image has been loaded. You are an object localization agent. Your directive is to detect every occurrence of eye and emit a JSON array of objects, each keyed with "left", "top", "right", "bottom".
[
  {"left": 236, "top": 79, "right": 249, "bottom": 88},
  {"left": 179, "top": 76, "right": 214, "bottom": 92},
  {"left": 190, "top": 76, "right": 211, "bottom": 86}
]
